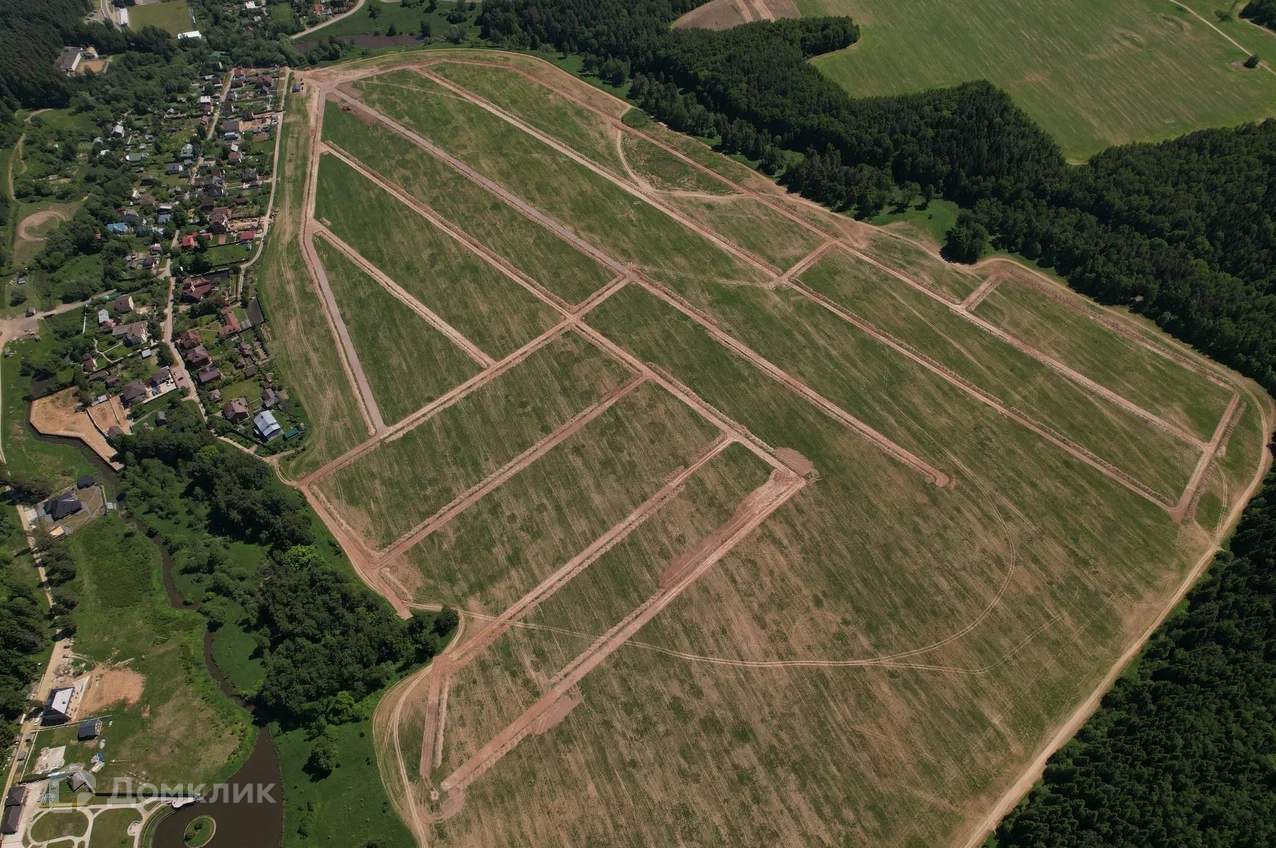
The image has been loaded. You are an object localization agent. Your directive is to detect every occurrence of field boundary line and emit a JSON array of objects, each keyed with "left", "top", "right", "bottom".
[
  {"left": 1173, "top": 392, "right": 1242, "bottom": 522},
  {"left": 955, "top": 383, "right": 1274, "bottom": 848},
  {"left": 300, "top": 320, "right": 573, "bottom": 486},
  {"left": 323, "top": 140, "right": 575, "bottom": 312},
  {"left": 446, "top": 434, "right": 736, "bottom": 672},
  {"left": 961, "top": 275, "right": 1001, "bottom": 311},
  {"left": 774, "top": 240, "right": 838, "bottom": 287},
  {"left": 376, "top": 373, "right": 647, "bottom": 562},
  {"left": 984, "top": 259, "right": 1238, "bottom": 391},
  {"left": 410, "top": 68, "right": 782, "bottom": 279},
  {"left": 326, "top": 87, "right": 820, "bottom": 479},
  {"left": 789, "top": 281, "right": 1179, "bottom": 512},
  {"left": 298, "top": 88, "right": 382, "bottom": 436},
  {"left": 312, "top": 224, "right": 496, "bottom": 367},
  {"left": 439, "top": 468, "right": 805, "bottom": 797},
  {"left": 428, "top": 58, "right": 1207, "bottom": 449},
  {"left": 634, "top": 274, "right": 952, "bottom": 487},
  {"left": 329, "top": 88, "right": 628, "bottom": 276},
  {"left": 1169, "top": 0, "right": 1276, "bottom": 78}
]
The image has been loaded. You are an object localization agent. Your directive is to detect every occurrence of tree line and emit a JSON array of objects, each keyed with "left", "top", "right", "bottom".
[
  {"left": 116, "top": 405, "right": 456, "bottom": 730},
  {"left": 990, "top": 471, "right": 1276, "bottom": 846},
  {"left": 1242, "top": 0, "right": 1276, "bottom": 29},
  {"left": 481, "top": 0, "right": 1276, "bottom": 397}
]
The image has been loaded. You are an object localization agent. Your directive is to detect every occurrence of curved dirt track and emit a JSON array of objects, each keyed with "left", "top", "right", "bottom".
[{"left": 15, "top": 208, "right": 68, "bottom": 243}]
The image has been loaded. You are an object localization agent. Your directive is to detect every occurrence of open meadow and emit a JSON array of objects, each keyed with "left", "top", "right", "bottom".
[
  {"left": 794, "top": 0, "right": 1276, "bottom": 159},
  {"left": 253, "top": 51, "right": 1272, "bottom": 848}
]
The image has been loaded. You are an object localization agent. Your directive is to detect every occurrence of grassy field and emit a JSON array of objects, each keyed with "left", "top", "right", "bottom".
[
  {"left": 353, "top": 71, "right": 770, "bottom": 286},
  {"left": 312, "top": 237, "right": 481, "bottom": 424},
  {"left": 314, "top": 151, "right": 560, "bottom": 357},
  {"left": 264, "top": 55, "right": 1271, "bottom": 848},
  {"left": 127, "top": 0, "right": 193, "bottom": 34},
  {"left": 66, "top": 516, "right": 252, "bottom": 786},
  {"left": 87, "top": 808, "right": 142, "bottom": 847},
  {"left": 393, "top": 381, "right": 721, "bottom": 611},
  {"left": 319, "top": 333, "right": 633, "bottom": 547},
  {"left": 322, "top": 102, "right": 614, "bottom": 305},
  {"left": 256, "top": 93, "right": 369, "bottom": 481},
  {"left": 798, "top": 0, "right": 1276, "bottom": 160}
]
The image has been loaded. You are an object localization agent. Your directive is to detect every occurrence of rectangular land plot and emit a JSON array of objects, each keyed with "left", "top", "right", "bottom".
[
  {"left": 663, "top": 194, "right": 828, "bottom": 270},
  {"left": 394, "top": 381, "right": 723, "bottom": 612},
  {"left": 322, "top": 102, "right": 613, "bottom": 305},
  {"left": 647, "top": 259, "right": 1199, "bottom": 503},
  {"left": 318, "top": 332, "right": 633, "bottom": 547},
  {"left": 430, "top": 60, "right": 631, "bottom": 177},
  {"left": 351, "top": 71, "right": 770, "bottom": 286},
  {"left": 972, "top": 269, "right": 1234, "bottom": 440},
  {"left": 312, "top": 238, "right": 481, "bottom": 425},
  {"left": 619, "top": 132, "right": 738, "bottom": 196},
  {"left": 259, "top": 94, "right": 368, "bottom": 480},
  {"left": 314, "top": 151, "right": 559, "bottom": 357},
  {"left": 858, "top": 231, "right": 982, "bottom": 300},
  {"left": 435, "top": 442, "right": 773, "bottom": 777}
]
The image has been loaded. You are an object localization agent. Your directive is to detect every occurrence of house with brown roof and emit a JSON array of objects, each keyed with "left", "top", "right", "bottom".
[
  {"left": 222, "top": 397, "right": 250, "bottom": 421},
  {"left": 184, "top": 345, "right": 212, "bottom": 368}
]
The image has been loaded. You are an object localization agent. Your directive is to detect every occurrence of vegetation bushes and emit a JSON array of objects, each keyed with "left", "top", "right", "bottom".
[
  {"left": 116, "top": 405, "right": 456, "bottom": 728},
  {"left": 1241, "top": 0, "right": 1276, "bottom": 30},
  {"left": 0, "top": 505, "right": 45, "bottom": 725}
]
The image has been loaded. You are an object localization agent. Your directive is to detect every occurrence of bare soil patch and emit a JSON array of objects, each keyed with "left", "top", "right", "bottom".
[
  {"left": 29, "top": 387, "right": 121, "bottom": 466},
  {"left": 81, "top": 665, "right": 146, "bottom": 713}
]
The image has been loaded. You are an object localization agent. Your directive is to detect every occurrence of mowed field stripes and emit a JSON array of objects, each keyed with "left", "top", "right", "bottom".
[{"left": 266, "top": 53, "right": 1270, "bottom": 848}]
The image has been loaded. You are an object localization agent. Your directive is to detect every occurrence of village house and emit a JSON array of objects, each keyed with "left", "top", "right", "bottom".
[
  {"left": 121, "top": 380, "right": 149, "bottom": 407},
  {"left": 184, "top": 345, "right": 212, "bottom": 368},
  {"left": 222, "top": 397, "right": 250, "bottom": 421},
  {"left": 196, "top": 365, "right": 223, "bottom": 385}
]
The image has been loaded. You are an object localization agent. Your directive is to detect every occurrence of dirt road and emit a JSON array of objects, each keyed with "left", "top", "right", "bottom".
[
  {"left": 439, "top": 467, "right": 804, "bottom": 795},
  {"left": 432, "top": 56, "right": 1206, "bottom": 451}
]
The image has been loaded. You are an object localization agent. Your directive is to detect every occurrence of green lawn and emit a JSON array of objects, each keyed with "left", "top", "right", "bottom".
[
  {"left": 87, "top": 808, "right": 142, "bottom": 848},
  {"left": 312, "top": 237, "right": 481, "bottom": 424},
  {"left": 127, "top": 0, "right": 193, "bottom": 35},
  {"left": 1, "top": 336, "right": 99, "bottom": 489},
  {"left": 799, "top": 0, "right": 1276, "bottom": 159},
  {"left": 29, "top": 811, "right": 88, "bottom": 842},
  {"left": 274, "top": 691, "right": 415, "bottom": 848},
  {"left": 299, "top": 0, "right": 472, "bottom": 41}
]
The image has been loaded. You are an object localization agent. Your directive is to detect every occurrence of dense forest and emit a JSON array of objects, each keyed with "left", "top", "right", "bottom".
[
  {"left": 116, "top": 405, "right": 456, "bottom": 728},
  {"left": 0, "top": 0, "right": 89, "bottom": 109},
  {"left": 991, "top": 472, "right": 1276, "bottom": 847},
  {"left": 0, "top": 509, "right": 45, "bottom": 726},
  {"left": 1242, "top": 0, "right": 1276, "bottom": 29}
]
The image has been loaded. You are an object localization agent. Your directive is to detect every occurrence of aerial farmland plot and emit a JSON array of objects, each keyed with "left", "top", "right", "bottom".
[{"left": 260, "top": 51, "right": 1271, "bottom": 848}]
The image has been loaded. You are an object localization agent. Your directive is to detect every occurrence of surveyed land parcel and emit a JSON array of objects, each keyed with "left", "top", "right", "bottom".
[{"left": 260, "top": 51, "right": 1271, "bottom": 848}]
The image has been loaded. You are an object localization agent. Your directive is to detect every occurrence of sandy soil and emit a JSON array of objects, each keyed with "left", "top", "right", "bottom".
[
  {"left": 29, "top": 387, "right": 120, "bottom": 466},
  {"left": 80, "top": 665, "right": 146, "bottom": 714},
  {"left": 673, "top": 0, "right": 799, "bottom": 30}
]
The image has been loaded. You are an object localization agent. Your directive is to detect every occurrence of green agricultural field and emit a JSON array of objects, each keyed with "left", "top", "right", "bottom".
[
  {"left": 394, "top": 381, "right": 721, "bottom": 611},
  {"left": 319, "top": 333, "right": 633, "bottom": 547},
  {"left": 799, "top": 0, "right": 1276, "bottom": 159},
  {"left": 266, "top": 54, "right": 1269, "bottom": 848},
  {"left": 314, "top": 152, "right": 560, "bottom": 357},
  {"left": 312, "top": 238, "right": 481, "bottom": 424},
  {"left": 127, "top": 0, "right": 193, "bottom": 35},
  {"left": 323, "top": 103, "right": 614, "bottom": 305}
]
